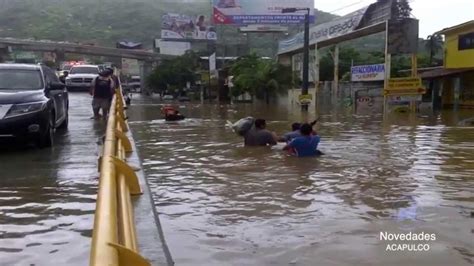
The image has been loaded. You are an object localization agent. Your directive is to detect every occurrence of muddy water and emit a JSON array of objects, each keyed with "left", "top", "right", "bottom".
[
  {"left": 0, "top": 93, "right": 104, "bottom": 266},
  {"left": 129, "top": 95, "right": 474, "bottom": 266}
]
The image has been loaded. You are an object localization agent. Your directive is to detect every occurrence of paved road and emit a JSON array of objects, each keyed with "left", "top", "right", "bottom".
[
  {"left": 0, "top": 93, "right": 104, "bottom": 265},
  {"left": 0, "top": 92, "right": 171, "bottom": 266}
]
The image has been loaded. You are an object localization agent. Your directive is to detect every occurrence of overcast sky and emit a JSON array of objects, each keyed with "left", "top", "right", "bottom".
[{"left": 316, "top": 0, "right": 474, "bottom": 38}]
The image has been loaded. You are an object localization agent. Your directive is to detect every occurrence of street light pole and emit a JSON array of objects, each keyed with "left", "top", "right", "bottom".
[
  {"left": 302, "top": 8, "right": 310, "bottom": 112},
  {"left": 282, "top": 7, "right": 311, "bottom": 112}
]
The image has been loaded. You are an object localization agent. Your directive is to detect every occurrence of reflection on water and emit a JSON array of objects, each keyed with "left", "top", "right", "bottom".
[
  {"left": 0, "top": 93, "right": 103, "bottom": 266},
  {"left": 130, "top": 95, "right": 474, "bottom": 266}
]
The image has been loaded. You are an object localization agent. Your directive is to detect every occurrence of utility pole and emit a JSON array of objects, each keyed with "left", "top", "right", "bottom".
[
  {"left": 302, "top": 9, "right": 310, "bottom": 112},
  {"left": 282, "top": 7, "right": 311, "bottom": 112}
]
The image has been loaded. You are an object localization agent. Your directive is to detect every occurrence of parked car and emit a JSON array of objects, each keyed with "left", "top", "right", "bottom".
[
  {"left": 129, "top": 76, "right": 141, "bottom": 92},
  {"left": 65, "top": 64, "right": 99, "bottom": 91},
  {"left": 162, "top": 95, "right": 174, "bottom": 101},
  {"left": 0, "top": 64, "right": 69, "bottom": 148},
  {"left": 178, "top": 95, "right": 191, "bottom": 102}
]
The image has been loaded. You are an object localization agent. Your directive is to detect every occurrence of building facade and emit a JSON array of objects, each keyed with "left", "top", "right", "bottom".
[{"left": 421, "top": 21, "right": 474, "bottom": 109}]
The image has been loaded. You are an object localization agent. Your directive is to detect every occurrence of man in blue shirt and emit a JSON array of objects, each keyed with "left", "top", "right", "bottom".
[
  {"left": 283, "top": 123, "right": 321, "bottom": 157},
  {"left": 279, "top": 122, "right": 301, "bottom": 142}
]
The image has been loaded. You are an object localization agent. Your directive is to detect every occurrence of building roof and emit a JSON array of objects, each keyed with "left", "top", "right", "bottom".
[
  {"left": 399, "top": 66, "right": 444, "bottom": 74},
  {"left": 437, "top": 20, "right": 474, "bottom": 35},
  {"left": 419, "top": 67, "right": 474, "bottom": 79}
]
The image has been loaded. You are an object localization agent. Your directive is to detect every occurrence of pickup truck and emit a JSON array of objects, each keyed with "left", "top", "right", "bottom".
[{"left": 65, "top": 64, "right": 99, "bottom": 91}]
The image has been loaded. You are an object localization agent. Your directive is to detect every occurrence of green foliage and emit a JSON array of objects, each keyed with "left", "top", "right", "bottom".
[
  {"left": 391, "top": 54, "right": 432, "bottom": 77},
  {"left": 425, "top": 34, "right": 444, "bottom": 66},
  {"left": 146, "top": 51, "right": 201, "bottom": 93},
  {"left": 317, "top": 45, "right": 435, "bottom": 80},
  {"left": 230, "top": 54, "right": 293, "bottom": 103},
  {"left": 392, "top": 0, "right": 412, "bottom": 18},
  {"left": 319, "top": 47, "right": 362, "bottom": 81},
  {"left": 0, "top": 0, "right": 337, "bottom": 58}
]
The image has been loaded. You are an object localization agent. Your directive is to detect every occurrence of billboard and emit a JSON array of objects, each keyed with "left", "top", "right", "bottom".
[
  {"left": 121, "top": 58, "right": 140, "bottom": 76},
  {"left": 279, "top": 7, "right": 368, "bottom": 54},
  {"left": 351, "top": 64, "right": 385, "bottom": 82},
  {"left": 161, "top": 13, "right": 217, "bottom": 41},
  {"left": 156, "top": 40, "right": 191, "bottom": 56},
  {"left": 239, "top": 25, "right": 288, "bottom": 32},
  {"left": 212, "top": 0, "right": 315, "bottom": 25}
]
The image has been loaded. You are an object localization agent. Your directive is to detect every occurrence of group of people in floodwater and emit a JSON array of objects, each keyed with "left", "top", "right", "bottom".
[
  {"left": 242, "top": 118, "right": 322, "bottom": 158},
  {"left": 160, "top": 105, "right": 321, "bottom": 158}
]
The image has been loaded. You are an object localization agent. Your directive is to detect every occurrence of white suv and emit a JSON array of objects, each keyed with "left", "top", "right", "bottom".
[{"left": 65, "top": 65, "right": 99, "bottom": 91}]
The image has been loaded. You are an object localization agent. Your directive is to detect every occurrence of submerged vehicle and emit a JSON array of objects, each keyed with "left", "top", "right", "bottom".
[{"left": 162, "top": 105, "right": 185, "bottom": 121}]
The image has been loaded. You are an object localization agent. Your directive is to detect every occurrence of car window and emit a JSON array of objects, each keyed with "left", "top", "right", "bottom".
[
  {"left": 70, "top": 67, "right": 99, "bottom": 74},
  {"left": 0, "top": 69, "right": 43, "bottom": 90}
]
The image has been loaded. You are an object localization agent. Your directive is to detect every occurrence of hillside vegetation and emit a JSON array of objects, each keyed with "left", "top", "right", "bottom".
[{"left": 0, "top": 0, "right": 336, "bottom": 57}]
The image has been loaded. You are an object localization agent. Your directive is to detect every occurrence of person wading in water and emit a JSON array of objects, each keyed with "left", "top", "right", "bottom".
[{"left": 90, "top": 70, "right": 115, "bottom": 119}]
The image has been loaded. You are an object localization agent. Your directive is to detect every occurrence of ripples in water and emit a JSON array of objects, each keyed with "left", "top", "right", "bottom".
[{"left": 130, "top": 102, "right": 474, "bottom": 266}]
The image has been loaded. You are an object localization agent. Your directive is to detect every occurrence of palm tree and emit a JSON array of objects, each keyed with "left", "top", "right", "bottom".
[
  {"left": 231, "top": 54, "right": 293, "bottom": 104},
  {"left": 425, "top": 34, "right": 443, "bottom": 66}
]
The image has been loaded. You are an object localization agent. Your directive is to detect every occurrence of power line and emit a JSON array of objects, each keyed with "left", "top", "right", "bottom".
[{"left": 327, "top": 0, "right": 364, "bottom": 13}]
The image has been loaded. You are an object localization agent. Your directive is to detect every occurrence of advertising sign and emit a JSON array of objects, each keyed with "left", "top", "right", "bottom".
[
  {"left": 385, "top": 77, "right": 426, "bottom": 96},
  {"left": 121, "top": 58, "right": 140, "bottom": 76},
  {"left": 388, "top": 77, "right": 422, "bottom": 90},
  {"left": 351, "top": 64, "right": 385, "bottom": 82},
  {"left": 279, "top": 7, "right": 367, "bottom": 53},
  {"left": 239, "top": 25, "right": 288, "bottom": 32},
  {"left": 212, "top": 0, "right": 315, "bottom": 25},
  {"left": 156, "top": 40, "right": 191, "bottom": 56},
  {"left": 384, "top": 87, "right": 426, "bottom": 96},
  {"left": 388, "top": 95, "right": 422, "bottom": 103},
  {"left": 161, "top": 13, "right": 217, "bottom": 41},
  {"left": 298, "top": 94, "right": 312, "bottom": 105}
]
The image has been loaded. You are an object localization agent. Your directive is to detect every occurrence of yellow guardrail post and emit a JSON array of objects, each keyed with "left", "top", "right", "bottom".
[{"left": 90, "top": 86, "right": 150, "bottom": 266}]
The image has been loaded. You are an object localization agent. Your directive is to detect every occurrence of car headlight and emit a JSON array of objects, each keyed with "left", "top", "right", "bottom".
[{"left": 5, "top": 101, "right": 47, "bottom": 118}]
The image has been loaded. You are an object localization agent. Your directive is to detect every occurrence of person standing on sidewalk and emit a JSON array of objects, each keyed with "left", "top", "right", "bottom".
[{"left": 90, "top": 70, "right": 115, "bottom": 119}]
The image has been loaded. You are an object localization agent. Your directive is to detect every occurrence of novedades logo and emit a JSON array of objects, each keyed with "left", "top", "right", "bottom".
[{"left": 380, "top": 232, "right": 436, "bottom": 241}]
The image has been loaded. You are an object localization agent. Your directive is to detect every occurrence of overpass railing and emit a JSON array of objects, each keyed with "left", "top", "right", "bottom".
[{"left": 90, "top": 88, "right": 150, "bottom": 266}]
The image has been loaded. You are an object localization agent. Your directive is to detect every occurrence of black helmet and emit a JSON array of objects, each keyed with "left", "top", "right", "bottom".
[
  {"left": 99, "top": 69, "right": 110, "bottom": 77},
  {"left": 106, "top": 67, "right": 114, "bottom": 75}
]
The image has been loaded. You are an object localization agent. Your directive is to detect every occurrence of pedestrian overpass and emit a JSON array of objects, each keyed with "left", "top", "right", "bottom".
[{"left": 0, "top": 37, "right": 171, "bottom": 62}]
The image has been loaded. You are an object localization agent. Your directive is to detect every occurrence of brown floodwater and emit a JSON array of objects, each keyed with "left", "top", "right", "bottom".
[
  {"left": 0, "top": 93, "right": 103, "bottom": 266},
  {"left": 128, "top": 95, "right": 474, "bottom": 266}
]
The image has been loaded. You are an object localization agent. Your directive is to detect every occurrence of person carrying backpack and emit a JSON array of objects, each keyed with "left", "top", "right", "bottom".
[{"left": 90, "top": 70, "right": 115, "bottom": 119}]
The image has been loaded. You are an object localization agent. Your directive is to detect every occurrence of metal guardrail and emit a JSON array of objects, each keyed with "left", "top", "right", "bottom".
[{"left": 90, "top": 89, "right": 150, "bottom": 266}]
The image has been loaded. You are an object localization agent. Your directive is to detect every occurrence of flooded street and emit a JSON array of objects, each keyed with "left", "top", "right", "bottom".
[
  {"left": 0, "top": 93, "right": 104, "bottom": 266},
  {"left": 128, "top": 95, "right": 474, "bottom": 266}
]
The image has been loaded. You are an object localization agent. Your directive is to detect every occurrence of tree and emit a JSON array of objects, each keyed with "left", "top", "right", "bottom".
[
  {"left": 319, "top": 47, "right": 362, "bottom": 81},
  {"left": 425, "top": 34, "right": 444, "bottom": 66},
  {"left": 146, "top": 51, "right": 201, "bottom": 94},
  {"left": 230, "top": 54, "right": 293, "bottom": 104},
  {"left": 392, "top": 0, "right": 412, "bottom": 19}
]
